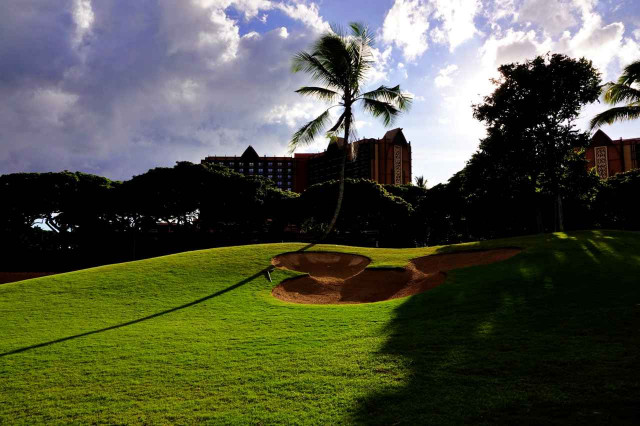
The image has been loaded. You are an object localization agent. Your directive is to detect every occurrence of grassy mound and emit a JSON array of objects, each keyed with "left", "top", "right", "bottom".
[{"left": 1, "top": 230, "right": 639, "bottom": 424}]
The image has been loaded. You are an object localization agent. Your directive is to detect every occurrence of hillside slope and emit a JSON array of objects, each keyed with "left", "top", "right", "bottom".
[{"left": 1, "top": 231, "right": 639, "bottom": 424}]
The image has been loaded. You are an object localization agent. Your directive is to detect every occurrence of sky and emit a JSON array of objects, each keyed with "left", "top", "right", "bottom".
[{"left": 1, "top": 0, "right": 639, "bottom": 186}]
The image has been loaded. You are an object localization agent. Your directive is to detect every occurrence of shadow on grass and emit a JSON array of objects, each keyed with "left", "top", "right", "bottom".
[
  {"left": 1, "top": 241, "right": 319, "bottom": 358},
  {"left": 0, "top": 266, "right": 274, "bottom": 358},
  {"left": 353, "top": 231, "right": 640, "bottom": 424}
]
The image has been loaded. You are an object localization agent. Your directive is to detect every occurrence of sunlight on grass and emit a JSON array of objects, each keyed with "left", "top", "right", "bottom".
[{"left": 1, "top": 230, "right": 639, "bottom": 424}]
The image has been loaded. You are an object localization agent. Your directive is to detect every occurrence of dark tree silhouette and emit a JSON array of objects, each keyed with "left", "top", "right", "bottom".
[{"left": 473, "top": 54, "right": 601, "bottom": 232}]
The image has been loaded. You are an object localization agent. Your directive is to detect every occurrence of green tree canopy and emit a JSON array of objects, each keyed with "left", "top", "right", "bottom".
[{"left": 471, "top": 54, "right": 601, "bottom": 231}]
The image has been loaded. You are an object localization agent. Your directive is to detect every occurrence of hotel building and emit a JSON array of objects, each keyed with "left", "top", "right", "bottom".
[
  {"left": 201, "top": 128, "right": 412, "bottom": 192},
  {"left": 586, "top": 129, "right": 640, "bottom": 178}
]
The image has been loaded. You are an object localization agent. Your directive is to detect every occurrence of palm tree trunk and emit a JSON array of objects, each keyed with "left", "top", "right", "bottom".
[{"left": 321, "top": 111, "right": 351, "bottom": 240}]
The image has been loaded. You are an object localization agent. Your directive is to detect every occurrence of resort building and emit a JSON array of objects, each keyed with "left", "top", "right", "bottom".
[
  {"left": 202, "top": 146, "right": 295, "bottom": 191},
  {"left": 586, "top": 129, "right": 640, "bottom": 178},
  {"left": 201, "top": 128, "right": 413, "bottom": 192}
]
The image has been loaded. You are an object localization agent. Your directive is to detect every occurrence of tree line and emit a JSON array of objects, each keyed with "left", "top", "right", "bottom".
[
  {"left": 1, "top": 159, "right": 638, "bottom": 271},
  {"left": 2, "top": 53, "right": 640, "bottom": 271}
]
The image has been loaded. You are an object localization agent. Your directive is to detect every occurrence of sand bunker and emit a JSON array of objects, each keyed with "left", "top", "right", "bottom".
[
  {"left": 271, "top": 248, "right": 521, "bottom": 304},
  {"left": 271, "top": 252, "right": 371, "bottom": 282}
]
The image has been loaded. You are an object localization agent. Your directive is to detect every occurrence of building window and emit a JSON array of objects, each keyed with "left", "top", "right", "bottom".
[
  {"left": 229, "top": 162, "right": 235, "bottom": 166},
  {"left": 258, "top": 162, "right": 263, "bottom": 166},
  {"left": 268, "top": 162, "right": 273, "bottom": 166},
  {"left": 258, "top": 168, "right": 264, "bottom": 173},
  {"left": 268, "top": 175, "right": 273, "bottom": 179},
  {"left": 277, "top": 181, "right": 283, "bottom": 186},
  {"left": 238, "top": 168, "right": 244, "bottom": 173},
  {"left": 248, "top": 168, "right": 254, "bottom": 174},
  {"left": 268, "top": 168, "right": 273, "bottom": 173},
  {"left": 288, "top": 162, "right": 292, "bottom": 166},
  {"left": 249, "top": 162, "right": 254, "bottom": 166},
  {"left": 277, "top": 168, "right": 282, "bottom": 172},
  {"left": 277, "top": 162, "right": 283, "bottom": 166},
  {"left": 277, "top": 174, "right": 283, "bottom": 179}
]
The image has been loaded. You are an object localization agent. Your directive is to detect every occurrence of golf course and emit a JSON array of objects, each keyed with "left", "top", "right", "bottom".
[{"left": 1, "top": 230, "right": 639, "bottom": 424}]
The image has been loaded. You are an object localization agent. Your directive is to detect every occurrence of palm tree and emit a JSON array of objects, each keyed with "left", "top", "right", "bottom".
[
  {"left": 590, "top": 59, "right": 640, "bottom": 129},
  {"left": 414, "top": 175, "right": 427, "bottom": 189},
  {"left": 290, "top": 23, "right": 411, "bottom": 238}
]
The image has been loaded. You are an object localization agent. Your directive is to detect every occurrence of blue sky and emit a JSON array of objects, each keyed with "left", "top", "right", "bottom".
[{"left": 1, "top": 0, "right": 639, "bottom": 185}]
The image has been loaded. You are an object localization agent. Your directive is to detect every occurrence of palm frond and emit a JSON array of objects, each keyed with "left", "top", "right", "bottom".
[
  {"left": 349, "top": 22, "right": 374, "bottom": 48},
  {"left": 289, "top": 110, "right": 333, "bottom": 151},
  {"left": 360, "top": 85, "right": 412, "bottom": 111},
  {"left": 361, "top": 98, "right": 400, "bottom": 126},
  {"left": 346, "top": 23, "right": 374, "bottom": 94},
  {"left": 603, "top": 82, "right": 640, "bottom": 104},
  {"left": 295, "top": 86, "right": 340, "bottom": 102},
  {"left": 590, "top": 106, "right": 640, "bottom": 129},
  {"left": 291, "top": 52, "right": 341, "bottom": 88},
  {"left": 618, "top": 59, "right": 640, "bottom": 87},
  {"left": 326, "top": 111, "right": 346, "bottom": 135},
  {"left": 312, "top": 34, "right": 351, "bottom": 88}
]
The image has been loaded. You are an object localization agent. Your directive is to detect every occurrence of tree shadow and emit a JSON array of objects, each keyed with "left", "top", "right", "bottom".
[
  {"left": 0, "top": 266, "right": 273, "bottom": 358},
  {"left": 353, "top": 231, "right": 640, "bottom": 424},
  {"left": 2, "top": 240, "right": 320, "bottom": 358}
]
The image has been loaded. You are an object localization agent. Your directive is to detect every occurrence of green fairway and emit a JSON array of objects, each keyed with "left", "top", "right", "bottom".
[{"left": 1, "top": 230, "right": 639, "bottom": 424}]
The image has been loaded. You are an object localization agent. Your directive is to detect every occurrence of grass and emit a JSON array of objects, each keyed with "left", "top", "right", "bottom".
[{"left": 1, "top": 230, "right": 639, "bottom": 424}]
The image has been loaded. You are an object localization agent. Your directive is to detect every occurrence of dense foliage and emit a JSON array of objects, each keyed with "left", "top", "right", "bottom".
[
  {"left": 3, "top": 54, "right": 640, "bottom": 269},
  {"left": 471, "top": 54, "right": 601, "bottom": 233},
  {"left": 0, "top": 164, "right": 297, "bottom": 270}
]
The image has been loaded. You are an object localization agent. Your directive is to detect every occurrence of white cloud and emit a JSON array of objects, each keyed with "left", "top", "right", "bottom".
[
  {"left": 0, "top": 2, "right": 329, "bottom": 176},
  {"left": 517, "top": 0, "right": 578, "bottom": 36},
  {"left": 430, "top": 0, "right": 481, "bottom": 51},
  {"left": 397, "top": 62, "right": 409, "bottom": 79},
  {"left": 368, "top": 46, "right": 393, "bottom": 83},
  {"left": 434, "top": 64, "right": 459, "bottom": 88},
  {"left": 382, "top": 0, "right": 432, "bottom": 62},
  {"left": 193, "top": 0, "right": 271, "bottom": 20},
  {"left": 72, "top": 0, "right": 94, "bottom": 48},
  {"left": 265, "top": 102, "right": 326, "bottom": 128},
  {"left": 274, "top": 1, "right": 330, "bottom": 33},
  {"left": 485, "top": 0, "right": 516, "bottom": 24},
  {"left": 382, "top": 0, "right": 481, "bottom": 61}
]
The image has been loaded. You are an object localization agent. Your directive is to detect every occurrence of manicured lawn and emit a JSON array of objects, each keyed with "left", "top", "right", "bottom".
[{"left": 1, "top": 230, "right": 639, "bottom": 424}]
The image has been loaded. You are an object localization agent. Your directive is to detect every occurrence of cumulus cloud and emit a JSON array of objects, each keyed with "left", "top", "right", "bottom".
[
  {"left": 274, "top": 1, "right": 330, "bottom": 33},
  {"left": 368, "top": 46, "right": 393, "bottom": 83},
  {"left": 430, "top": 0, "right": 481, "bottom": 51},
  {"left": 382, "top": 0, "right": 432, "bottom": 62},
  {"left": 434, "top": 64, "right": 459, "bottom": 88},
  {"left": 517, "top": 0, "right": 578, "bottom": 36},
  {"left": 382, "top": 0, "right": 481, "bottom": 61},
  {"left": 0, "top": 0, "right": 331, "bottom": 178}
]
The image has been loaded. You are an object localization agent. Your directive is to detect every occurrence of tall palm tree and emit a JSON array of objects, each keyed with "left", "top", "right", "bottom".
[
  {"left": 290, "top": 23, "right": 411, "bottom": 238},
  {"left": 590, "top": 59, "right": 640, "bottom": 129}
]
